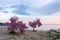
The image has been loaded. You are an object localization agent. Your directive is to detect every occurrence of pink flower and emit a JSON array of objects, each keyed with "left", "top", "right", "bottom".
[
  {"left": 29, "top": 19, "right": 42, "bottom": 31},
  {"left": 36, "top": 19, "right": 42, "bottom": 27},
  {"left": 17, "top": 21, "right": 28, "bottom": 33},
  {"left": 5, "top": 16, "right": 19, "bottom": 32}
]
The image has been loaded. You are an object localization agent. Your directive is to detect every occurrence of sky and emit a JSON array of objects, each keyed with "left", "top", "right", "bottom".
[{"left": 0, "top": 0, "right": 60, "bottom": 24}]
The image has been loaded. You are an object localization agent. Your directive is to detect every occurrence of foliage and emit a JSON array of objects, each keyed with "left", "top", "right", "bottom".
[
  {"left": 17, "top": 21, "right": 28, "bottom": 34},
  {"left": 29, "top": 19, "right": 42, "bottom": 31},
  {"left": 47, "top": 30, "right": 60, "bottom": 40},
  {"left": 5, "top": 16, "right": 42, "bottom": 34},
  {"left": 36, "top": 19, "right": 42, "bottom": 27},
  {"left": 5, "top": 16, "right": 28, "bottom": 34}
]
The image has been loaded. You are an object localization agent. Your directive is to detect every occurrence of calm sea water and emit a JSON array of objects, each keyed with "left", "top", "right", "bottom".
[
  {"left": 0, "top": 24, "right": 60, "bottom": 31},
  {"left": 28, "top": 24, "right": 60, "bottom": 31}
]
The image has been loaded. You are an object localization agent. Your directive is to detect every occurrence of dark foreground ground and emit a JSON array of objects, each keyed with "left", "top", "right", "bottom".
[{"left": 0, "top": 28, "right": 60, "bottom": 40}]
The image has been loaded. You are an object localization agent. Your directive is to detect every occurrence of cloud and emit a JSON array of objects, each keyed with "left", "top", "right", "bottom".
[
  {"left": 10, "top": 0, "right": 55, "bottom": 16},
  {"left": 0, "top": 12, "right": 27, "bottom": 22},
  {"left": 22, "top": 0, "right": 54, "bottom": 7},
  {"left": 40, "top": 2, "right": 60, "bottom": 15},
  {"left": 0, "top": 0, "right": 60, "bottom": 16},
  {"left": 50, "top": 12, "right": 60, "bottom": 16},
  {"left": 11, "top": 4, "right": 30, "bottom": 15},
  {"left": 0, "top": 0, "right": 20, "bottom": 6},
  {"left": 26, "top": 0, "right": 60, "bottom": 16},
  {"left": 0, "top": 0, "right": 20, "bottom": 14}
]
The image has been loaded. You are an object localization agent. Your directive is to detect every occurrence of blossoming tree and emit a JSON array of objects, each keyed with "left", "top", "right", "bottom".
[
  {"left": 5, "top": 16, "right": 18, "bottom": 34},
  {"left": 29, "top": 19, "right": 42, "bottom": 31},
  {"left": 17, "top": 21, "right": 28, "bottom": 34},
  {"left": 5, "top": 16, "right": 28, "bottom": 34}
]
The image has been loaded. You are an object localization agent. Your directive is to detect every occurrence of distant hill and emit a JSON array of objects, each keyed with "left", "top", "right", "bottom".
[{"left": 0, "top": 23, "right": 4, "bottom": 26}]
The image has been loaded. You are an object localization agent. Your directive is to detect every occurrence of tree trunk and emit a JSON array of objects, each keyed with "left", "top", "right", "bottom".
[
  {"left": 33, "top": 28, "right": 35, "bottom": 32},
  {"left": 20, "top": 30, "right": 25, "bottom": 35},
  {"left": 9, "top": 30, "right": 16, "bottom": 35}
]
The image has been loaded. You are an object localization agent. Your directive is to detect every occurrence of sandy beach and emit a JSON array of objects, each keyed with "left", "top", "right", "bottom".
[
  {"left": 0, "top": 30, "right": 49, "bottom": 40},
  {"left": 0, "top": 25, "right": 60, "bottom": 40}
]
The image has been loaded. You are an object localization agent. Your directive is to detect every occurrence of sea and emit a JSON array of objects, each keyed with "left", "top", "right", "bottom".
[{"left": 0, "top": 24, "right": 60, "bottom": 31}]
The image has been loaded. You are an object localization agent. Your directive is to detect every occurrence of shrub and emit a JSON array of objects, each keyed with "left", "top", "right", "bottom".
[
  {"left": 29, "top": 19, "right": 42, "bottom": 31},
  {"left": 5, "top": 16, "right": 28, "bottom": 34}
]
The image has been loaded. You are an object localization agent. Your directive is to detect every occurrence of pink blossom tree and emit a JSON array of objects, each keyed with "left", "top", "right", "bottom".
[
  {"left": 5, "top": 16, "right": 28, "bottom": 34},
  {"left": 5, "top": 16, "right": 18, "bottom": 34},
  {"left": 36, "top": 19, "right": 42, "bottom": 27},
  {"left": 29, "top": 19, "right": 42, "bottom": 31},
  {"left": 17, "top": 21, "right": 28, "bottom": 34},
  {"left": 29, "top": 21, "right": 36, "bottom": 31}
]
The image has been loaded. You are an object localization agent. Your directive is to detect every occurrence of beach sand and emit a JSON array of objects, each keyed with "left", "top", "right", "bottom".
[
  {"left": 0, "top": 28, "right": 51, "bottom": 40},
  {"left": 0, "top": 25, "right": 60, "bottom": 40}
]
